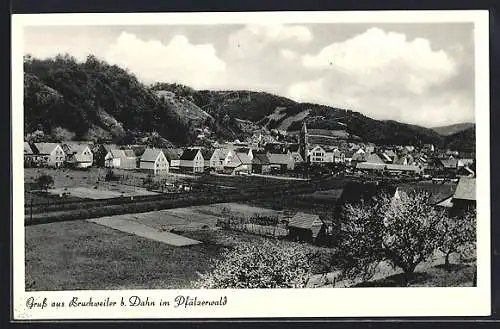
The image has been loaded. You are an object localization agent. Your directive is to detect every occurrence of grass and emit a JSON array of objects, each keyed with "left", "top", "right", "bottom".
[
  {"left": 25, "top": 220, "right": 225, "bottom": 291},
  {"left": 25, "top": 217, "right": 337, "bottom": 291},
  {"left": 353, "top": 263, "right": 476, "bottom": 287}
]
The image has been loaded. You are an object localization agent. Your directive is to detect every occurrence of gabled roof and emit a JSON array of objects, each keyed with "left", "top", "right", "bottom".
[
  {"left": 351, "top": 152, "right": 366, "bottom": 162},
  {"left": 289, "top": 212, "right": 322, "bottom": 230},
  {"left": 381, "top": 153, "right": 393, "bottom": 163},
  {"left": 291, "top": 152, "right": 304, "bottom": 163},
  {"left": 396, "top": 183, "right": 457, "bottom": 205},
  {"left": 162, "top": 148, "right": 181, "bottom": 161},
  {"left": 140, "top": 148, "right": 163, "bottom": 162},
  {"left": 234, "top": 147, "right": 251, "bottom": 154},
  {"left": 365, "top": 153, "right": 385, "bottom": 164},
  {"left": 356, "top": 162, "right": 386, "bottom": 170},
  {"left": 252, "top": 153, "right": 270, "bottom": 165},
  {"left": 201, "top": 149, "right": 214, "bottom": 161},
  {"left": 122, "top": 149, "right": 136, "bottom": 158},
  {"left": 385, "top": 150, "right": 396, "bottom": 157},
  {"left": 24, "top": 142, "right": 34, "bottom": 155},
  {"left": 440, "top": 159, "right": 458, "bottom": 169},
  {"left": 63, "top": 142, "right": 92, "bottom": 155},
  {"left": 109, "top": 149, "right": 125, "bottom": 158},
  {"left": 130, "top": 145, "right": 147, "bottom": 157},
  {"left": 100, "top": 144, "right": 119, "bottom": 152},
  {"left": 33, "top": 142, "right": 62, "bottom": 155},
  {"left": 386, "top": 164, "right": 421, "bottom": 172},
  {"left": 453, "top": 177, "right": 476, "bottom": 201},
  {"left": 180, "top": 149, "right": 202, "bottom": 161},
  {"left": 235, "top": 152, "right": 252, "bottom": 164},
  {"left": 267, "top": 153, "right": 291, "bottom": 165}
]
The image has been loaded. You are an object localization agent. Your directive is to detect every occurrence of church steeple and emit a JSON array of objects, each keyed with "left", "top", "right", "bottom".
[{"left": 299, "top": 122, "right": 309, "bottom": 163}]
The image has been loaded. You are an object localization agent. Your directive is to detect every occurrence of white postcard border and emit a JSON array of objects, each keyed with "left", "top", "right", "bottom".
[{"left": 11, "top": 10, "right": 491, "bottom": 320}]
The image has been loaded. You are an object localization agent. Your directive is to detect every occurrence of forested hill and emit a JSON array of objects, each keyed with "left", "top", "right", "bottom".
[
  {"left": 24, "top": 54, "right": 196, "bottom": 146},
  {"left": 24, "top": 55, "right": 474, "bottom": 151}
]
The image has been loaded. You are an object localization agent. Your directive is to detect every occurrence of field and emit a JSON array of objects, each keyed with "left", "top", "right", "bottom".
[
  {"left": 48, "top": 186, "right": 157, "bottom": 199},
  {"left": 25, "top": 202, "right": 338, "bottom": 291}
]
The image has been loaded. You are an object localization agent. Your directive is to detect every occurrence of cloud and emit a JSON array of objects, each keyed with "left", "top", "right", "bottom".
[
  {"left": 226, "top": 24, "right": 312, "bottom": 59},
  {"left": 302, "top": 27, "right": 457, "bottom": 95},
  {"left": 287, "top": 27, "right": 471, "bottom": 126},
  {"left": 104, "top": 32, "right": 226, "bottom": 88},
  {"left": 280, "top": 49, "right": 298, "bottom": 60}
]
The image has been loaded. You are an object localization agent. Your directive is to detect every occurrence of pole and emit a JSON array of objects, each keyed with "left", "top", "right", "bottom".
[{"left": 30, "top": 194, "right": 33, "bottom": 225}]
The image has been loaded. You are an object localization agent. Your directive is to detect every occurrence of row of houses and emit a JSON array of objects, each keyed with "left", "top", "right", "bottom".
[
  {"left": 24, "top": 142, "right": 93, "bottom": 168},
  {"left": 285, "top": 176, "right": 476, "bottom": 244}
]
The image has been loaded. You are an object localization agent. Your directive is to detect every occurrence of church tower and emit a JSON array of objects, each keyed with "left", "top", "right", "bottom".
[{"left": 299, "top": 122, "right": 309, "bottom": 163}]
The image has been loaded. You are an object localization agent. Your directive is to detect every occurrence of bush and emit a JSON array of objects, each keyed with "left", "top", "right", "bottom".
[{"left": 193, "top": 240, "right": 315, "bottom": 288}]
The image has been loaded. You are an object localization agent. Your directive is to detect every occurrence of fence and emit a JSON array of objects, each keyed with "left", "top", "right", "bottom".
[{"left": 216, "top": 214, "right": 288, "bottom": 238}]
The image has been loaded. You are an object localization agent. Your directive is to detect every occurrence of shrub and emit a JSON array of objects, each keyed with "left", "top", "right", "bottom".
[
  {"left": 193, "top": 240, "right": 315, "bottom": 289},
  {"left": 35, "top": 174, "right": 54, "bottom": 192}
]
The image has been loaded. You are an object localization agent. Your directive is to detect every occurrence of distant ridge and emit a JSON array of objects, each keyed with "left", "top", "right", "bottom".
[
  {"left": 23, "top": 54, "right": 475, "bottom": 152},
  {"left": 431, "top": 123, "right": 475, "bottom": 136}
]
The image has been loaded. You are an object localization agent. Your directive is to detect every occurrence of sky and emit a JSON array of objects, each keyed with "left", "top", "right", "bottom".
[{"left": 23, "top": 23, "right": 475, "bottom": 128}]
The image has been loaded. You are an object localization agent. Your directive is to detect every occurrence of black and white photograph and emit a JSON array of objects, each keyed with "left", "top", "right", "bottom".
[{"left": 12, "top": 11, "right": 490, "bottom": 319}]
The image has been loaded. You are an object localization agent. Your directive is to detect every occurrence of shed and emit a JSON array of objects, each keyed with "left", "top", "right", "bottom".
[{"left": 288, "top": 212, "right": 328, "bottom": 244}]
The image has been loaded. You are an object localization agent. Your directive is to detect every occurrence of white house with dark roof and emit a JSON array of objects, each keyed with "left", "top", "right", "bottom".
[
  {"left": 309, "top": 145, "right": 327, "bottom": 163},
  {"left": 62, "top": 142, "right": 93, "bottom": 168},
  {"left": 139, "top": 148, "right": 168, "bottom": 175},
  {"left": 180, "top": 148, "right": 204, "bottom": 173},
  {"left": 162, "top": 148, "right": 181, "bottom": 168},
  {"left": 33, "top": 142, "right": 66, "bottom": 167}
]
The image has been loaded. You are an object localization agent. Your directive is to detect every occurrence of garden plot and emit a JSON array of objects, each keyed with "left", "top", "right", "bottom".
[
  {"left": 48, "top": 186, "right": 157, "bottom": 199},
  {"left": 97, "top": 207, "right": 222, "bottom": 232},
  {"left": 88, "top": 217, "right": 201, "bottom": 247}
]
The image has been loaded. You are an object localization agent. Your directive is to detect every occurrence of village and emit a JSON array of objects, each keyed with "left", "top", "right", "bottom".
[{"left": 24, "top": 121, "right": 476, "bottom": 244}]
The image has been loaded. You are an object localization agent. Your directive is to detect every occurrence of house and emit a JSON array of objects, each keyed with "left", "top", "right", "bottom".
[
  {"left": 104, "top": 149, "right": 137, "bottom": 169},
  {"left": 440, "top": 159, "right": 458, "bottom": 169},
  {"left": 393, "top": 183, "right": 457, "bottom": 206},
  {"left": 356, "top": 162, "right": 386, "bottom": 173},
  {"left": 351, "top": 152, "right": 367, "bottom": 164},
  {"left": 180, "top": 148, "right": 204, "bottom": 173},
  {"left": 405, "top": 145, "right": 416, "bottom": 153},
  {"left": 162, "top": 148, "right": 181, "bottom": 169},
  {"left": 380, "top": 152, "right": 393, "bottom": 163},
  {"left": 139, "top": 148, "right": 169, "bottom": 175},
  {"left": 344, "top": 150, "right": 356, "bottom": 166},
  {"left": 364, "top": 153, "right": 385, "bottom": 164},
  {"left": 267, "top": 152, "right": 294, "bottom": 172},
  {"left": 33, "top": 142, "right": 66, "bottom": 167},
  {"left": 63, "top": 143, "right": 94, "bottom": 168},
  {"left": 423, "top": 144, "right": 435, "bottom": 152},
  {"left": 24, "top": 142, "right": 36, "bottom": 166},
  {"left": 384, "top": 149, "right": 397, "bottom": 162},
  {"left": 458, "top": 158, "right": 475, "bottom": 168},
  {"left": 201, "top": 149, "right": 215, "bottom": 169},
  {"left": 291, "top": 151, "right": 304, "bottom": 165},
  {"left": 332, "top": 149, "right": 345, "bottom": 163},
  {"left": 288, "top": 212, "right": 328, "bottom": 244},
  {"left": 385, "top": 164, "right": 424, "bottom": 176},
  {"left": 234, "top": 147, "right": 254, "bottom": 161},
  {"left": 451, "top": 177, "right": 476, "bottom": 215},
  {"left": 252, "top": 153, "right": 272, "bottom": 174},
  {"left": 210, "top": 148, "right": 232, "bottom": 172},
  {"left": 93, "top": 144, "right": 119, "bottom": 167},
  {"left": 309, "top": 145, "right": 327, "bottom": 163},
  {"left": 223, "top": 151, "right": 252, "bottom": 175}
]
